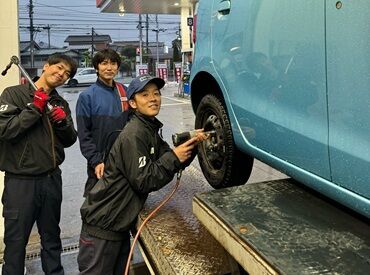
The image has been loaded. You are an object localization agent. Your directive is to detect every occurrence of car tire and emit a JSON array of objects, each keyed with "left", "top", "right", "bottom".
[
  {"left": 68, "top": 79, "right": 78, "bottom": 87},
  {"left": 195, "top": 94, "right": 254, "bottom": 189}
]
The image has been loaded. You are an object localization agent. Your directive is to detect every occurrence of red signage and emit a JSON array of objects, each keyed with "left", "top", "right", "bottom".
[
  {"left": 157, "top": 64, "right": 168, "bottom": 82},
  {"left": 136, "top": 64, "right": 148, "bottom": 76},
  {"left": 139, "top": 68, "right": 148, "bottom": 75},
  {"left": 96, "top": 0, "right": 106, "bottom": 8},
  {"left": 174, "top": 63, "right": 182, "bottom": 83}
]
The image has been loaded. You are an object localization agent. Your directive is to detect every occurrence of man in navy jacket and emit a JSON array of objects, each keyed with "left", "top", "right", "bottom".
[{"left": 76, "top": 49, "right": 129, "bottom": 196}]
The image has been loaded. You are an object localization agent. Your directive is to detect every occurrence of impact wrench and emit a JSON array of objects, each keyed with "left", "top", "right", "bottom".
[{"left": 1, "top": 55, "right": 53, "bottom": 111}]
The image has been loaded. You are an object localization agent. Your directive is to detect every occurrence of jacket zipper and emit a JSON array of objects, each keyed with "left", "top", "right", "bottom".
[
  {"left": 18, "top": 140, "right": 29, "bottom": 167},
  {"left": 46, "top": 116, "right": 57, "bottom": 168}
]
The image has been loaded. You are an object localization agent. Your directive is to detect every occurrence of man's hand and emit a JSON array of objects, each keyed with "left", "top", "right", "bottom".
[
  {"left": 49, "top": 106, "right": 66, "bottom": 124},
  {"left": 33, "top": 88, "right": 50, "bottom": 113},
  {"left": 173, "top": 136, "right": 198, "bottom": 163},
  {"left": 95, "top": 163, "right": 105, "bottom": 179}
]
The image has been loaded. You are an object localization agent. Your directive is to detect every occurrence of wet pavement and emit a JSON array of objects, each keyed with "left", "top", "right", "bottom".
[{"left": 22, "top": 81, "right": 286, "bottom": 274}]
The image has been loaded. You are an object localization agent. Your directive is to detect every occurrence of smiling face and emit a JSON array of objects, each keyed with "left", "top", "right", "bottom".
[
  {"left": 128, "top": 82, "right": 161, "bottom": 117},
  {"left": 37, "top": 61, "right": 72, "bottom": 92},
  {"left": 97, "top": 59, "right": 119, "bottom": 86}
]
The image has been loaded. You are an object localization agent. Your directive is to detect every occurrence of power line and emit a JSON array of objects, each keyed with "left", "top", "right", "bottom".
[{"left": 18, "top": 0, "right": 180, "bottom": 47}]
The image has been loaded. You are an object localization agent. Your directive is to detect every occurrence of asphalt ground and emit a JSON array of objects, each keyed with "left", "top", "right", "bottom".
[{"left": 14, "top": 81, "right": 285, "bottom": 274}]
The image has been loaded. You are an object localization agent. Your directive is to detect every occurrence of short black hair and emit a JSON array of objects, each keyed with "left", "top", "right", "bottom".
[
  {"left": 92, "top": 49, "right": 121, "bottom": 69},
  {"left": 47, "top": 53, "right": 78, "bottom": 78}
]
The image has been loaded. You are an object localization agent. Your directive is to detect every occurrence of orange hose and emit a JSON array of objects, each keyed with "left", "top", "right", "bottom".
[{"left": 123, "top": 171, "right": 182, "bottom": 275}]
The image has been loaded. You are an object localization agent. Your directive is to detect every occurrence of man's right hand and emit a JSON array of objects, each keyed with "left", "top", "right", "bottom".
[
  {"left": 33, "top": 88, "right": 50, "bottom": 113},
  {"left": 95, "top": 163, "right": 105, "bottom": 179},
  {"left": 173, "top": 136, "right": 198, "bottom": 163}
]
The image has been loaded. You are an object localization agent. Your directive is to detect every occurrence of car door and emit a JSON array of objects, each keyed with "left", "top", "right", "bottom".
[
  {"left": 77, "top": 69, "right": 97, "bottom": 84},
  {"left": 326, "top": 0, "right": 370, "bottom": 199},
  {"left": 211, "top": 0, "right": 330, "bottom": 179}
]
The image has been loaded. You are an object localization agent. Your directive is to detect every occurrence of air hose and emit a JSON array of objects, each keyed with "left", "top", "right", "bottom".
[{"left": 123, "top": 170, "right": 183, "bottom": 275}]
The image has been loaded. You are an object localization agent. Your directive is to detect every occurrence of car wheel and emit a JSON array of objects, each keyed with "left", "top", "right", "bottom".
[
  {"left": 68, "top": 79, "right": 78, "bottom": 87},
  {"left": 195, "top": 94, "right": 254, "bottom": 189}
]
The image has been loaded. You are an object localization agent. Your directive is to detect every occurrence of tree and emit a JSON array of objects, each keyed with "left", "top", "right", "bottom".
[
  {"left": 120, "top": 46, "right": 136, "bottom": 76},
  {"left": 82, "top": 50, "right": 92, "bottom": 67},
  {"left": 121, "top": 46, "right": 136, "bottom": 58},
  {"left": 172, "top": 39, "right": 181, "bottom": 62}
]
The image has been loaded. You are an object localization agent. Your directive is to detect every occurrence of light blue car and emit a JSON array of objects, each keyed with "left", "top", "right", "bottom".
[{"left": 190, "top": 0, "right": 370, "bottom": 218}]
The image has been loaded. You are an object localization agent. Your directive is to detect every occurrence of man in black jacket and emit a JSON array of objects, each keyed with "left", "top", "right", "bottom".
[
  {"left": 0, "top": 54, "right": 78, "bottom": 275},
  {"left": 77, "top": 75, "right": 206, "bottom": 274}
]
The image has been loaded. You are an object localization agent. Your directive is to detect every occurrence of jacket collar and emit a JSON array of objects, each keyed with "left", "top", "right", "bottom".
[
  {"left": 134, "top": 112, "right": 163, "bottom": 131},
  {"left": 96, "top": 78, "right": 116, "bottom": 90},
  {"left": 27, "top": 80, "right": 59, "bottom": 97}
]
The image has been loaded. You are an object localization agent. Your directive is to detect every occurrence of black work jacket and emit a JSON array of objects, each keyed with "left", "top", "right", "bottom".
[
  {"left": 0, "top": 84, "right": 77, "bottom": 176},
  {"left": 80, "top": 112, "right": 182, "bottom": 240}
]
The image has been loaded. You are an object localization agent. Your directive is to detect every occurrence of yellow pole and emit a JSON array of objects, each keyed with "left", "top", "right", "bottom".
[{"left": 0, "top": 0, "right": 20, "bottom": 256}]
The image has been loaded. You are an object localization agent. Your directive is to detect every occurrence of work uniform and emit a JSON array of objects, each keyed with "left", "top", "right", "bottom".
[
  {"left": 76, "top": 79, "right": 129, "bottom": 196},
  {"left": 0, "top": 83, "right": 77, "bottom": 275},
  {"left": 78, "top": 112, "right": 183, "bottom": 274}
]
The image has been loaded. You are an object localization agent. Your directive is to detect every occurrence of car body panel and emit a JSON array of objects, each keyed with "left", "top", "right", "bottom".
[
  {"left": 190, "top": 0, "right": 370, "bottom": 218},
  {"left": 326, "top": 1, "right": 370, "bottom": 199}
]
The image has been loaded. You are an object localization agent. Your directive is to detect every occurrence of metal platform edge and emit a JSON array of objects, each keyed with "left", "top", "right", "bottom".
[{"left": 192, "top": 195, "right": 279, "bottom": 275}]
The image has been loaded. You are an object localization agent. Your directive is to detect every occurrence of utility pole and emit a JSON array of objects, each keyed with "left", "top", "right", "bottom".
[
  {"left": 153, "top": 15, "right": 166, "bottom": 69},
  {"left": 43, "top": 25, "right": 51, "bottom": 48},
  {"left": 156, "top": 14, "right": 159, "bottom": 66},
  {"left": 91, "top": 27, "right": 95, "bottom": 61},
  {"left": 145, "top": 14, "right": 149, "bottom": 59},
  {"left": 47, "top": 24, "right": 50, "bottom": 48},
  {"left": 29, "top": 0, "right": 34, "bottom": 68},
  {"left": 139, "top": 14, "right": 143, "bottom": 65}
]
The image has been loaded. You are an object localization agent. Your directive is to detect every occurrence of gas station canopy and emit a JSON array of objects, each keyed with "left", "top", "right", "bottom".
[
  {"left": 96, "top": 0, "right": 194, "bottom": 15},
  {"left": 96, "top": 0, "right": 196, "bottom": 50}
]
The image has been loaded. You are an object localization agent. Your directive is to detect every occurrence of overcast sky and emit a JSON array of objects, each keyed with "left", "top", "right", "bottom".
[{"left": 18, "top": 0, "right": 181, "bottom": 48}]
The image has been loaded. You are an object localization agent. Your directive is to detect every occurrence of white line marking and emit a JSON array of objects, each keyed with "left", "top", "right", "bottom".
[
  {"left": 162, "top": 102, "right": 190, "bottom": 107},
  {"left": 162, "top": 96, "right": 189, "bottom": 104}
]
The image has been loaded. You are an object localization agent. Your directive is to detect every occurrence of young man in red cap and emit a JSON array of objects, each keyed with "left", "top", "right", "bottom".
[{"left": 77, "top": 74, "right": 206, "bottom": 274}]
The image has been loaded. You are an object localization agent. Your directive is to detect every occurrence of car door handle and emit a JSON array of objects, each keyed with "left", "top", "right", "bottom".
[{"left": 217, "top": 0, "right": 231, "bottom": 14}]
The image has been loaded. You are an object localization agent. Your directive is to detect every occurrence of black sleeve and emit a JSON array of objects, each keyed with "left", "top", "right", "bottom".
[
  {"left": 116, "top": 132, "right": 182, "bottom": 194},
  {"left": 0, "top": 88, "right": 41, "bottom": 142}
]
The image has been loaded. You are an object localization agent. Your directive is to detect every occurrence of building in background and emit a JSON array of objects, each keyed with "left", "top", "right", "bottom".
[{"left": 64, "top": 34, "right": 112, "bottom": 52}]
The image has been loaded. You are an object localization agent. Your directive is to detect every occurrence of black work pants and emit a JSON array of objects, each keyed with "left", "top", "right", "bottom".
[
  {"left": 1, "top": 169, "right": 64, "bottom": 275},
  {"left": 77, "top": 229, "right": 131, "bottom": 275}
]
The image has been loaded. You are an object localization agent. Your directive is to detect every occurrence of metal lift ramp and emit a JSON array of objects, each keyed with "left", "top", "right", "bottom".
[
  {"left": 136, "top": 165, "right": 241, "bottom": 274},
  {"left": 193, "top": 179, "right": 370, "bottom": 275}
]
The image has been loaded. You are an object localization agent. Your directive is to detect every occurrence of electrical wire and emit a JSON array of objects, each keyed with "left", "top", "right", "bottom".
[{"left": 123, "top": 170, "right": 183, "bottom": 275}]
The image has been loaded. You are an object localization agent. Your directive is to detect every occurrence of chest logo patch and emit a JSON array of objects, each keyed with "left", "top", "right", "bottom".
[
  {"left": 0, "top": 104, "right": 9, "bottom": 112},
  {"left": 138, "top": 156, "right": 147, "bottom": 168}
]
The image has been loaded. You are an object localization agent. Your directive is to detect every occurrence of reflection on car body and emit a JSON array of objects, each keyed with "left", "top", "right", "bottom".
[{"left": 190, "top": 0, "right": 370, "bottom": 218}]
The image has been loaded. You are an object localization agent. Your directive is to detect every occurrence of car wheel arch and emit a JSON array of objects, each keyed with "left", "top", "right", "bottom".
[
  {"left": 192, "top": 73, "right": 254, "bottom": 189},
  {"left": 191, "top": 72, "right": 224, "bottom": 112}
]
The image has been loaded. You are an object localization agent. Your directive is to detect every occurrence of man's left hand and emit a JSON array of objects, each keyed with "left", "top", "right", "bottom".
[{"left": 49, "top": 106, "right": 66, "bottom": 124}]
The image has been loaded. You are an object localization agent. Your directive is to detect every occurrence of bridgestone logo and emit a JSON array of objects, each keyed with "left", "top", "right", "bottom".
[
  {"left": 138, "top": 156, "right": 147, "bottom": 168},
  {"left": 0, "top": 104, "right": 8, "bottom": 112},
  {"left": 139, "top": 76, "right": 151, "bottom": 82}
]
